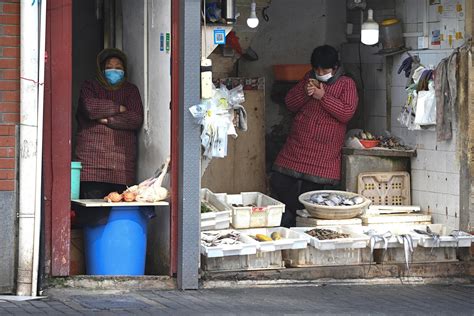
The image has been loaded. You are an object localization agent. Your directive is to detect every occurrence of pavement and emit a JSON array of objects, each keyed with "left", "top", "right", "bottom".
[{"left": 0, "top": 283, "right": 473, "bottom": 315}]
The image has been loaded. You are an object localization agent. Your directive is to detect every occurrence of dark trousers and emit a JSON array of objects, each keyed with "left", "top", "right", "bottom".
[
  {"left": 270, "top": 172, "right": 337, "bottom": 228},
  {"left": 74, "top": 181, "right": 127, "bottom": 227}
]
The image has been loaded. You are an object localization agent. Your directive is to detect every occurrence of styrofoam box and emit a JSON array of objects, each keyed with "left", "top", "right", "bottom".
[
  {"left": 218, "top": 192, "right": 285, "bottom": 229},
  {"left": 201, "top": 230, "right": 257, "bottom": 258},
  {"left": 409, "top": 224, "right": 474, "bottom": 248},
  {"left": 345, "top": 226, "right": 420, "bottom": 249},
  {"left": 201, "top": 188, "right": 231, "bottom": 231},
  {"left": 238, "top": 227, "right": 308, "bottom": 252},
  {"left": 201, "top": 251, "right": 285, "bottom": 272},
  {"left": 290, "top": 226, "right": 369, "bottom": 250}
]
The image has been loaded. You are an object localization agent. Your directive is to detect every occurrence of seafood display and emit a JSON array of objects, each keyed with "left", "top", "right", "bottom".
[
  {"left": 305, "top": 193, "right": 365, "bottom": 207},
  {"left": 201, "top": 231, "right": 243, "bottom": 247},
  {"left": 249, "top": 232, "right": 283, "bottom": 242},
  {"left": 305, "top": 228, "right": 350, "bottom": 240}
]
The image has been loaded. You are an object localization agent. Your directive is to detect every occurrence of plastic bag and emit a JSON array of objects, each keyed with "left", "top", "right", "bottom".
[{"left": 414, "top": 81, "right": 436, "bottom": 126}]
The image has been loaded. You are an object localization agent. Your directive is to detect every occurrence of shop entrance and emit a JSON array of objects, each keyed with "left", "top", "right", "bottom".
[{"left": 44, "top": 0, "right": 176, "bottom": 279}]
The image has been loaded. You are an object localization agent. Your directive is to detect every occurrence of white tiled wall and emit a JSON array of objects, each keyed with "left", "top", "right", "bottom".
[
  {"left": 341, "top": 44, "right": 388, "bottom": 134},
  {"left": 391, "top": 50, "right": 460, "bottom": 231},
  {"left": 342, "top": 0, "right": 464, "bottom": 231}
]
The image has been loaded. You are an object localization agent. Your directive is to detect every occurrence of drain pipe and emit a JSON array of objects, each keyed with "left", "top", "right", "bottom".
[{"left": 17, "top": 0, "right": 47, "bottom": 297}]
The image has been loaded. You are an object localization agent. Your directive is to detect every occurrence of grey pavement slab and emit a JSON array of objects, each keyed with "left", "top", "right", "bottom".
[{"left": 0, "top": 284, "right": 473, "bottom": 315}]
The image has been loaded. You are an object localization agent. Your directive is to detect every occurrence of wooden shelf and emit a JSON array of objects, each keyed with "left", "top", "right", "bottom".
[{"left": 72, "top": 199, "right": 169, "bottom": 208}]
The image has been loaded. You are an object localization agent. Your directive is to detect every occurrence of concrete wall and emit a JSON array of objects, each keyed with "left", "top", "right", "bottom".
[
  {"left": 123, "top": 0, "right": 171, "bottom": 275},
  {"left": 238, "top": 0, "right": 346, "bottom": 133}
]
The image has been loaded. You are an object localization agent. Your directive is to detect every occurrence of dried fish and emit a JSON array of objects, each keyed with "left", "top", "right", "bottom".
[
  {"left": 201, "top": 231, "right": 243, "bottom": 247},
  {"left": 305, "top": 228, "right": 350, "bottom": 240}
]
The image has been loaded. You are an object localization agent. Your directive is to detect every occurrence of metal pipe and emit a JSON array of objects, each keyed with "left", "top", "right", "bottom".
[{"left": 18, "top": 0, "right": 47, "bottom": 297}]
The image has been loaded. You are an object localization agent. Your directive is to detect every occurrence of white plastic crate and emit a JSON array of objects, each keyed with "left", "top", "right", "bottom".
[
  {"left": 217, "top": 192, "right": 285, "bottom": 229},
  {"left": 201, "top": 230, "right": 257, "bottom": 258},
  {"left": 345, "top": 226, "right": 420, "bottom": 249},
  {"left": 283, "top": 247, "right": 372, "bottom": 267},
  {"left": 290, "top": 226, "right": 369, "bottom": 250},
  {"left": 373, "top": 247, "right": 457, "bottom": 264},
  {"left": 410, "top": 224, "right": 474, "bottom": 248},
  {"left": 201, "top": 188, "right": 231, "bottom": 231},
  {"left": 201, "top": 250, "right": 285, "bottom": 272},
  {"left": 238, "top": 227, "right": 308, "bottom": 252}
]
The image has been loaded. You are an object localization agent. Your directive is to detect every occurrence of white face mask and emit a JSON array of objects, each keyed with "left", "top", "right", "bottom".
[{"left": 315, "top": 72, "right": 333, "bottom": 82}]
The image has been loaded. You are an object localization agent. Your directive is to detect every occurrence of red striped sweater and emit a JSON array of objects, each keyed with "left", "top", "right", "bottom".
[
  {"left": 75, "top": 79, "right": 144, "bottom": 185},
  {"left": 274, "top": 72, "right": 358, "bottom": 181}
]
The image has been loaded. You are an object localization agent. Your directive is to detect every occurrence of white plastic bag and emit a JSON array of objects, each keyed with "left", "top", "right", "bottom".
[{"left": 414, "top": 82, "right": 436, "bottom": 126}]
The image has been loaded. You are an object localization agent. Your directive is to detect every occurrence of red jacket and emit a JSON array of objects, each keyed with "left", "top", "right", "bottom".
[
  {"left": 274, "top": 72, "right": 358, "bottom": 181},
  {"left": 75, "top": 79, "right": 144, "bottom": 185}
]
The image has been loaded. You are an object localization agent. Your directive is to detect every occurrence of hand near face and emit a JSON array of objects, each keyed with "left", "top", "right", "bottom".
[
  {"left": 311, "top": 84, "right": 325, "bottom": 100},
  {"left": 306, "top": 79, "right": 324, "bottom": 100}
]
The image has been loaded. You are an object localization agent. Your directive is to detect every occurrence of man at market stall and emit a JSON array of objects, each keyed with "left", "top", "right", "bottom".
[
  {"left": 271, "top": 45, "right": 358, "bottom": 227},
  {"left": 74, "top": 48, "right": 144, "bottom": 225}
]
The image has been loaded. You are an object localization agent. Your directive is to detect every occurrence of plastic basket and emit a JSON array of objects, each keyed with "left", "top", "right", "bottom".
[
  {"left": 219, "top": 192, "right": 285, "bottom": 229},
  {"left": 358, "top": 172, "right": 411, "bottom": 205},
  {"left": 200, "top": 188, "right": 231, "bottom": 231}
]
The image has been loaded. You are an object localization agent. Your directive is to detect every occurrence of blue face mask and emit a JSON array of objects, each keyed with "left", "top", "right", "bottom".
[{"left": 104, "top": 69, "right": 125, "bottom": 85}]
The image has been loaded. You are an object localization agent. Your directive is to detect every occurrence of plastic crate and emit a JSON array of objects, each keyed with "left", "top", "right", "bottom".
[
  {"left": 373, "top": 247, "right": 457, "bottom": 264},
  {"left": 201, "top": 188, "right": 231, "bottom": 231},
  {"left": 296, "top": 216, "right": 362, "bottom": 228},
  {"left": 345, "top": 226, "right": 420, "bottom": 249},
  {"left": 290, "top": 226, "right": 369, "bottom": 250},
  {"left": 201, "top": 230, "right": 257, "bottom": 258},
  {"left": 409, "top": 224, "right": 474, "bottom": 248},
  {"left": 283, "top": 247, "right": 372, "bottom": 267},
  {"left": 238, "top": 227, "right": 308, "bottom": 252},
  {"left": 201, "top": 251, "right": 285, "bottom": 272},
  {"left": 217, "top": 192, "right": 285, "bottom": 229},
  {"left": 358, "top": 172, "right": 411, "bottom": 205}
]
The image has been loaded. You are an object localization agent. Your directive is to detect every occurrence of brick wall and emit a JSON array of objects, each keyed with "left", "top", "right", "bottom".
[{"left": 0, "top": 0, "right": 19, "bottom": 193}]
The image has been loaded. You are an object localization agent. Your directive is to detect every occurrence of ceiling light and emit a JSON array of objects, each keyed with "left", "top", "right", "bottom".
[
  {"left": 247, "top": 1, "right": 259, "bottom": 28},
  {"left": 361, "top": 9, "right": 379, "bottom": 45}
]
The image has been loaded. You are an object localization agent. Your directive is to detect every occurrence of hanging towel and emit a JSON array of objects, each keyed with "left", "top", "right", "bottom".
[{"left": 435, "top": 58, "right": 451, "bottom": 141}]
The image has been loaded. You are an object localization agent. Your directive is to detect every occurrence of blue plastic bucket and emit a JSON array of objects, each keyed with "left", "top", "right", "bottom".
[
  {"left": 83, "top": 206, "right": 147, "bottom": 275},
  {"left": 71, "top": 161, "right": 82, "bottom": 199}
]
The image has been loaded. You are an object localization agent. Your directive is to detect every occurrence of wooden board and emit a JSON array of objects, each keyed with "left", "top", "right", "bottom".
[
  {"left": 201, "top": 89, "right": 266, "bottom": 194},
  {"left": 72, "top": 199, "right": 169, "bottom": 208},
  {"left": 361, "top": 214, "right": 432, "bottom": 224},
  {"left": 366, "top": 205, "right": 421, "bottom": 215},
  {"left": 296, "top": 217, "right": 362, "bottom": 227}
]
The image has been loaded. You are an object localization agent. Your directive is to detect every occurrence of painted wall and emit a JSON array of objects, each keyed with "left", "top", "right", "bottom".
[{"left": 122, "top": 0, "right": 171, "bottom": 275}]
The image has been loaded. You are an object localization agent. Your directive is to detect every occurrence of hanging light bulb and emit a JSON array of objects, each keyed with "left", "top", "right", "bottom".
[
  {"left": 361, "top": 9, "right": 379, "bottom": 45},
  {"left": 247, "top": 1, "right": 259, "bottom": 28}
]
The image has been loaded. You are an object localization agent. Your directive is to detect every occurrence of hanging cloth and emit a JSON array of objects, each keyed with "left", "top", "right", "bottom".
[{"left": 435, "top": 50, "right": 458, "bottom": 142}]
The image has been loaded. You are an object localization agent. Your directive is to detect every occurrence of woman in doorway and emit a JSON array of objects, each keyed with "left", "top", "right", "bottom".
[
  {"left": 74, "top": 48, "right": 144, "bottom": 225},
  {"left": 271, "top": 45, "right": 358, "bottom": 227}
]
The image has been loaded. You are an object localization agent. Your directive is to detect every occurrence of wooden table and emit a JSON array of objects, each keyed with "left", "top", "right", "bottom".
[{"left": 72, "top": 199, "right": 169, "bottom": 208}]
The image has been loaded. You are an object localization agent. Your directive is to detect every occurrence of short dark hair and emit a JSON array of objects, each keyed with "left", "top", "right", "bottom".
[{"left": 310, "top": 45, "right": 339, "bottom": 69}]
